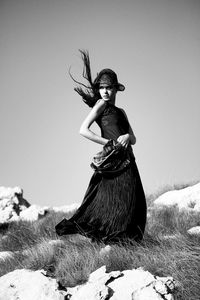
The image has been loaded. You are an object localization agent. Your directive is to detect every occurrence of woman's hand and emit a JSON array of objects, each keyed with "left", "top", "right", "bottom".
[{"left": 117, "top": 134, "right": 130, "bottom": 148}]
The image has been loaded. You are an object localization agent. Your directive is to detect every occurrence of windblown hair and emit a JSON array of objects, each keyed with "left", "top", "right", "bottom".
[{"left": 69, "top": 50, "right": 100, "bottom": 107}]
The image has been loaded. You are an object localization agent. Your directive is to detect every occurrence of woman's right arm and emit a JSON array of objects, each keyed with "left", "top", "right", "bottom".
[{"left": 79, "top": 99, "right": 109, "bottom": 145}]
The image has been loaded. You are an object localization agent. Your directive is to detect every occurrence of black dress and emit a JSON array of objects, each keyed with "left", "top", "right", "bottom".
[{"left": 56, "top": 102, "right": 147, "bottom": 244}]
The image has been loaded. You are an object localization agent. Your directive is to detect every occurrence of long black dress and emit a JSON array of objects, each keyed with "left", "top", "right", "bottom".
[{"left": 56, "top": 102, "right": 147, "bottom": 244}]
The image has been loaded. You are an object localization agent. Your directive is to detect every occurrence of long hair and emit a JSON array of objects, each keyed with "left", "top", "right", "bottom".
[{"left": 69, "top": 50, "right": 100, "bottom": 107}]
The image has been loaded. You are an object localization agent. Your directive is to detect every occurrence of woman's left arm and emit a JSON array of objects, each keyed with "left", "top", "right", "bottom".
[{"left": 117, "top": 108, "right": 136, "bottom": 147}]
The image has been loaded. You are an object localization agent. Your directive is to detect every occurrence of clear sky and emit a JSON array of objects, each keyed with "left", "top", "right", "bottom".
[{"left": 1, "top": 0, "right": 200, "bottom": 207}]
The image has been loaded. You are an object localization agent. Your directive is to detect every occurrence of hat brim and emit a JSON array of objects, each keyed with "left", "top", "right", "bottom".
[{"left": 117, "top": 83, "right": 125, "bottom": 91}]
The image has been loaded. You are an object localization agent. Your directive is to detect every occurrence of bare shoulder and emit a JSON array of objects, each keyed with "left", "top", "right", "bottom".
[
  {"left": 80, "top": 99, "right": 108, "bottom": 130},
  {"left": 92, "top": 99, "right": 107, "bottom": 113}
]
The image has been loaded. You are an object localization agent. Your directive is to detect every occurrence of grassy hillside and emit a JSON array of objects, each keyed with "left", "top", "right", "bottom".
[{"left": 0, "top": 185, "right": 200, "bottom": 299}]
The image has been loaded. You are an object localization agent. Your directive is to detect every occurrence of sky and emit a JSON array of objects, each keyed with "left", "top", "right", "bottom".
[{"left": 0, "top": 0, "right": 200, "bottom": 207}]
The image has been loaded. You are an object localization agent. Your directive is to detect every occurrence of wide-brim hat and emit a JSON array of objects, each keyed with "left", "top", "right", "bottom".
[{"left": 94, "top": 69, "right": 125, "bottom": 91}]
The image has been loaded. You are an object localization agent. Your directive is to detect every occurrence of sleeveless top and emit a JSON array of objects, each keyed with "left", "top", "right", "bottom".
[{"left": 96, "top": 102, "right": 130, "bottom": 141}]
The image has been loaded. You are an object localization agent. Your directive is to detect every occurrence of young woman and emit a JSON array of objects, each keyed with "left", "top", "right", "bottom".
[{"left": 55, "top": 51, "right": 147, "bottom": 244}]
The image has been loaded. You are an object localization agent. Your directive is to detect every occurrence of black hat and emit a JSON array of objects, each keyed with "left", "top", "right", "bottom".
[{"left": 94, "top": 69, "right": 125, "bottom": 91}]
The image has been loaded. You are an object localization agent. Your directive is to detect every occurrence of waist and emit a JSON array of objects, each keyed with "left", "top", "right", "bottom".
[{"left": 127, "top": 146, "right": 135, "bottom": 162}]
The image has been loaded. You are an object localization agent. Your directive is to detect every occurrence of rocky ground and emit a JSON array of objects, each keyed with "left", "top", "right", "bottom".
[
  {"left": 0, "top": 183, "right": 200, "bottom": 299},
  {"left": 0, "top": 265, "right": 176, "bottom": 300}
]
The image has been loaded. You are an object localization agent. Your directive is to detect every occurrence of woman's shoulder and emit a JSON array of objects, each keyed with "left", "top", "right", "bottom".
[
  {"left": 92, "top": 99, "right": 108, "bottom": 113},
  {"left": 95, "top": 99, "right": 108, "bottom": 108},
  {"left": 91, "top": 99, "right": 110, "bottom": 122},
  {"left": 117, "top": 106, "right": 127, "bottom": 116}
]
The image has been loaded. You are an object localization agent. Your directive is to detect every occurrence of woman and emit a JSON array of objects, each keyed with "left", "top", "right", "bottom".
[{"left": 55, "top": 50, "right": 146, "bottom": 244}]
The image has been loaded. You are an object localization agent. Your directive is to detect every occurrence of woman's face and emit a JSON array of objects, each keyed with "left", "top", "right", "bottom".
[{"left": 99, "top": 84, "right": 117, "bottom": 102}]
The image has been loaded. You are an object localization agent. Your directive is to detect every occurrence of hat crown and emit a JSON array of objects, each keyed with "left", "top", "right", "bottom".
[
  {"left": 94, "top": 69, "right": 125, "bottom": 91},
  {"left": 96, "top": 69, "right": 118, "bottom": 85}
]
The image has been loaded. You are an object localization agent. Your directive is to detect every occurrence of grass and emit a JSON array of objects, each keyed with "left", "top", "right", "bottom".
[{"left": 0, "top": 182, "right": 200, "bottom": 299}]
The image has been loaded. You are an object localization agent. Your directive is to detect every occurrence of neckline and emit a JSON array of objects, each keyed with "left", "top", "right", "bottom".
[
  {"left": 106, "top": 101, "right": 120, "bottom": 110},
  {"left": 106, "top": 101, "right": 116, "bottom": 107}
]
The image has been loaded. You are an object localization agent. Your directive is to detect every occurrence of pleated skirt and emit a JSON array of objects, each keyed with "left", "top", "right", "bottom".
[{"left": 56, "top": 156, "right": 147, "bottom": 244}]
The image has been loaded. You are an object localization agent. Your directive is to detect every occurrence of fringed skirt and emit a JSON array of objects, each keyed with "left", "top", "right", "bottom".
[{"left": 55, "top": 157, "right": 147, "bottom": 244}]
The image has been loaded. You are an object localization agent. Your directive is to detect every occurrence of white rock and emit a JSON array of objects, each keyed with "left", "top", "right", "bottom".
[
  {"left": 0, "top": 251, "right": 14, "bottom": 260},
  {"left": 0, "top": 269, "right": 67, "bottom": 300},
  {"left": 0, "top": 187, "right": 23, "bottom": 200},
  {"left": 0, "top": 198, "right": 16, "bottom": 210},
  {"left": 0, "top": 186, "right": 81, "bottom": 223},
  {"left": 70, "top": 266, "right": 121, "bottom": 300},
  {"left": 99, "top": 245, "right": 112, "bottom": 257},
  {"left": 0, "top": 266, "right": 176, "bottom": 300},
  {"left": 48, "top": 239, "right": 66, "bottom": 247},
  {"left": 19, "top": 205, "right": 49, "bottom": 221},
  {"left": 187, "top": 226, "right": 200, "bottom": 236},
  {"left": 109, "top": 268, "right": 154, "bottom": 300},
  {"left": 193, "top": 203, "right": 200, "bottom": 212},
  {"left": 0, "top": 206, "right": 16, "bottom": 223},
  {"left": 89, "top": 265, "right": 121, "bottom": 284},
  {"left": 0, "top": 187, "right": 30, "bottom": 224},
  {"left": 52, "top": 203, "right": 80, "bottom": 213},
  {"left": 69, "top": 266, "right": 176, "bottom": 300},
  {"left": 154, "top": 182, "right": 200, "bottom": 211},
  {"left": 109, "top": 268, "right": 172, "bottom": 300}
]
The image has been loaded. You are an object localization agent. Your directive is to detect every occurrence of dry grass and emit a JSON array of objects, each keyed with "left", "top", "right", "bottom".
[{"left": 0, "top": 183, "right": 200, "bottom": 299}]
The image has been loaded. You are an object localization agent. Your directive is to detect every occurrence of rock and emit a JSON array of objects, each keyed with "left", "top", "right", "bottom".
[
  {"left": 187, "top": 226, "right": 200, "bottom": 236},
  {"left": 52, "top": 203, "right": 80, "bottom": 213},
  {"left": 0, "top": 204, "right": 19, "bottom": 223},
  {"left": 154, "top": 182, "right": 200, "bottom": 211},
  {"left": 19, "top": 202, "right": 81, "bottom": 222},
  {"left": 0, "top": 251, "right": 14, "bottom": 260},
  {"left": 0, "top": 187, "right": 50, "bottom": 223},
  {"left": 47, "top": 239, "right": 67, "bottom": 248},
  {"left": 19, "top": 204, "right": 49, "bottom": 221},
  {"left": 0, "top": 186, "right": 81, "bottom": 224},
  {"left": 68, "top": 266, "right": 176, "bottom": 300},
  {"left": 0, "top": 187, "right": 30, "bottom": 224},
  {"left": 0, "top": 269, "right": 67, "bottom": 300},
  {"left": 0, "top": 187, "right": 22, "bottom": 200},
  {"left": 99, "top": 245, "right": 112, "bottom": 257},
  {"left": 0, "top": 266, "right": 176, "bottom": 300}
]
